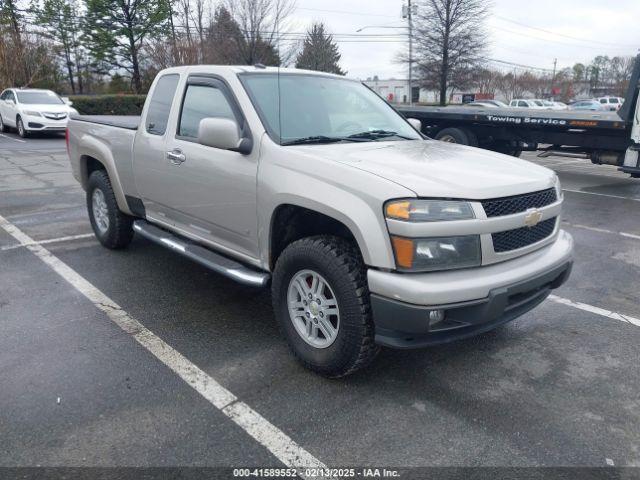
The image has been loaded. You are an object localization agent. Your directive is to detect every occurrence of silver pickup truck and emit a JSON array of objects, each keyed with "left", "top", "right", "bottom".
[{"left": 67, "top": 65, "right": 573, "bottom": 377}]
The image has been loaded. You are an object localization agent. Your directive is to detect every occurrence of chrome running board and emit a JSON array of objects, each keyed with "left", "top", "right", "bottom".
[{"left": 133, "top": 220, "right": 270, "bottom": 288}]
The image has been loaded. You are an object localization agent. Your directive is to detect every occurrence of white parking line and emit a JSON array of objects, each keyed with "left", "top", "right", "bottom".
[
  {"left": 563, "top": 189, "right": 640, "bottom": 202},
  {"left": 0, "top": 133, "right": 26, "bottom": 143},
  {"left": 0, "top": 214, "right": 325, "bottom": 475},
  {"left": 548, "top": 295, "right": 640, "bottom": 327},
  {"left": 563, "top": 222, "right": 640, "bottom": 240},
  {"left": 1, "top": 233, "right": 95, "bottom": 251}
]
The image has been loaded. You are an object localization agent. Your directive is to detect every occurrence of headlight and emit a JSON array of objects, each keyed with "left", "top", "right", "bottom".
[
  {"left": 391, "top": 235, "right": 481, "bottom": 272},
  {"left": 69, "top": 108, "right": 79, "bottom": 115},
  {"left": 553, "top": 175, "right": 563, "bottom": 200},
  {"left": 386, "top": 199, "right": 475, "bottom": 222},
  {"left": 24, "top": 110, "right": 41, "bottom": 117}
]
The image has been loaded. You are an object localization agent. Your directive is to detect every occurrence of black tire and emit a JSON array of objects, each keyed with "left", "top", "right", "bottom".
[
  {"left": 489, "top": 141, "right": 522, "bottom": 157},
  {"left": 87, "top": 170, "right": 134, "bottom": 249},
  {"left": 435, "top": 127, "right": 471, "bottom": 145},
  {"left": 0, "top": 115, "right": 7, "bottom": 133},
  {"left": 463, "top": 128, "right": 479, "bottom": 147},
  {"left": 272, "top": 236, "right": 379, "bottom": 377},
  {"left": 16, "top": 116, "right": 28, "bottom": 138}
]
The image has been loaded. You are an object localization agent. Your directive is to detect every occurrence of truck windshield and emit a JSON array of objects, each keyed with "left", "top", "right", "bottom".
[
  {"left": 16, "top": 91, "right": 64, "bottom": 105},
  {"left": 240, "top": 73, "right": 421, "bottom": 145}
]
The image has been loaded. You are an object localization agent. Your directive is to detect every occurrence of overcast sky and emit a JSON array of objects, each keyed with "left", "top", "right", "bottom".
[{"left": 288, "top": 0, "right": 639, "bottom": 80}]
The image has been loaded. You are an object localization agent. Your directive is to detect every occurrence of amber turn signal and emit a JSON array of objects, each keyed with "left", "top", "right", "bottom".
[
  {"left": 385, "top": 201, "right": 411, "bottom": 220},
  {"left": 391, "top": 236, "right": 414, "bottom": 269}
]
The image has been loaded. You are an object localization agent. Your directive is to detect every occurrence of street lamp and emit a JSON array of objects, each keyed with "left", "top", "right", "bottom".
[{"left": 355, "top": 21, "right": 415, "bottom": 105}]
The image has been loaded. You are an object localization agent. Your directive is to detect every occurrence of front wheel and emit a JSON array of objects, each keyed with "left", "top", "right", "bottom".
[
  {"left": 272, "top": 236, "right": 379, "bottom": 377},
  {"left": 87, "top": 170, "right": 134, "bottom": 249},
  {"left": 0, "top": 115, "right": 7, "bottom": 133},
  {"left": 16, "top": 116, "right": 28, "bottom": 138}
]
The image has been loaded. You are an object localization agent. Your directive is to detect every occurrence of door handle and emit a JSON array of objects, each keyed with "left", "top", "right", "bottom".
[{"left": 166, "top": 149, "right": 186, "bottom": 165}]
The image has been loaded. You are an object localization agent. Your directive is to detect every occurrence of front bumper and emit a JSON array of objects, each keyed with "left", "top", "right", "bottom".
[
  {"left": 369, "top": 230, "right": 573, "bottom": 348},
  {"left": 25, "top": 116, "right": 68, "bottom": 131}
]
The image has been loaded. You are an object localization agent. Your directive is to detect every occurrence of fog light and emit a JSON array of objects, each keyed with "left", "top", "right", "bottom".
[{"left": 428, "top": 309, "right": 445, "bottom": 326}]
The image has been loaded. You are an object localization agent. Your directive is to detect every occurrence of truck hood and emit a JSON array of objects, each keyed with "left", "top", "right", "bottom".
[{"left": 291, "top": 140, "right": 556, "bottom": 199}]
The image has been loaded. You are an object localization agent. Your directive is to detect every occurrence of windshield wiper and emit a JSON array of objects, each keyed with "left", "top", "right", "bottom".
[
  {"left": 347, "top": 130, "right": 414, "bottom": 140},
  {"left": 281, "top": 136, "right": 347, "bottom": 146}
]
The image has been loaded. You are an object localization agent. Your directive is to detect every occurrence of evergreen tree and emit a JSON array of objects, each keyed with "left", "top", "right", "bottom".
[
  {"left": 33, "top": 0, "right": 85, "bottom": 93},
  {"left": 84, "top": 0, "right": 171, "bottom": 93},
  {"left": 295, "top": 23, "right": 345, "bottom": 75}
]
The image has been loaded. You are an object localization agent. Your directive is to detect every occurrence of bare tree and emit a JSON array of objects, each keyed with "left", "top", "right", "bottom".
[
  {"left": 224, "top": 0, "right": 295, "bottom": 66},
  {"left": 413, "top": 0, "right": 490, "bottom": 105}
]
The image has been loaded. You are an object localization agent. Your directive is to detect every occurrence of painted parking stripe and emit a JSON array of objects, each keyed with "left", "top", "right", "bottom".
[
  {"left": 548, "top": 295, "right": 640, "bottom": 327},
  {"left": 0, "top": 133, "right": 26, "bottom": 143},
  {"left": 563, "top": 222, "right": 640, "bottom": 241},
  {"left": 1, "top": 233, "right": 95, "bottom": 251},
  {"left": 563, "top": 189, "right": 640, "bottom": 203},
  {"left": 0, "top": 214, "right": 325, "bottom": 475}
]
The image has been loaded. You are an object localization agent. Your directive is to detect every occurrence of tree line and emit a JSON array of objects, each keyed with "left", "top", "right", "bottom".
[
  {"left": 409, "top": 0, "right": 635, "bottom": 104},
  {"left": 1, "top": 0, "right": 634, "bottom": 103},
  {"left": 0, "top": 0, "right": 345, "bottom": 94}
]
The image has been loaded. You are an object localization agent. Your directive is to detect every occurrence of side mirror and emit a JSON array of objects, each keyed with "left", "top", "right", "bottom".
[
  {"left": 64, "top": 98, "right": 73, "bottom": 106},
  {"left": 407, "top": 118, "right": 422, "bottom": 132},
  {"left": 197, "top": 117, "right": 251, "bottom": 154}
]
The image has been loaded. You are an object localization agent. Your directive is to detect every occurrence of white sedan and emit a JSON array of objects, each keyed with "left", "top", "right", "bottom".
[{"left": 0, "top": 88, "right": 78, "bottom": 138}]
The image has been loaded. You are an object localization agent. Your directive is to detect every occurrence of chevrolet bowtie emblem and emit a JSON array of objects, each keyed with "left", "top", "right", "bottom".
[{"left": 524, "top": 208, "right": 543, "bottom": 227}]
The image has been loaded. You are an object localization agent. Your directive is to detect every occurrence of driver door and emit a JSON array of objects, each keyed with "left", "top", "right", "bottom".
[{"left": 152, "top": 76, "right": 259, "bottom": 261}]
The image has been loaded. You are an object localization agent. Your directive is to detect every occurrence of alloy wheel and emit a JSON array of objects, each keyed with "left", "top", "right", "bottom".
[{"left": 287, "top": 269, "right": 340, "bottom": 348}]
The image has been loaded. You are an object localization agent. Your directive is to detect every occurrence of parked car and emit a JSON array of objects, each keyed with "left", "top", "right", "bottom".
[
  {"left": 67, "top": 65, "right": 573, "bottom": 377},
  {"left": 484, "top": 99, "right": 510, "bottom": 108},
  {"left": 509, "top": 99, "right": 545, "bottom": 109},
  {"left": 596, "top": 96, "right": 624, "bottom": 111},
  {"left": 464, "top": 101, "right": 499, "bottom": 108},
  {"left": 568, "top": 100, "right": 605, "bottom": 111},
  {"left": 0, "top": 88, "right": 78, "bottom": 138},
  {"left": 552, "top": 101, "right": 568, "bottom": 110},
  {"left": 465, "top": 100, "right": 509, "bottom": 108}
]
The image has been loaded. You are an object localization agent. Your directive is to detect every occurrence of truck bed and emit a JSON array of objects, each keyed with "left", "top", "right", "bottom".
[
  {"left": 397, "top": 106, "right": 628, "bottom": 132},
  {"left": 70, "top": 115, "right": 140, "bottom": 130}
]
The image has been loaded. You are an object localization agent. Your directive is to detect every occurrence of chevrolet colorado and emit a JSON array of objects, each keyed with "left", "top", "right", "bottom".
[{"left": 67, "top": 66, "right": 573, "bottom": 377}]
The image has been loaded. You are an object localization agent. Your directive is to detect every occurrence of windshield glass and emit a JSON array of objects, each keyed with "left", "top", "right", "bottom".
[
  {"left": 240, "top": 73, "right": 421, "bottom": 145},
  {"left": 534, "top": 100, "right": 544, "bottom": 106},
  {"left": 16, "top": 91, "right": 64, "bottom": 105}
]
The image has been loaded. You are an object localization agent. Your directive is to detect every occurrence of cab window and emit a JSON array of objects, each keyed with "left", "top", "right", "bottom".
[{"left": 178, "top": 84, "right": 235, "bottom": 138}]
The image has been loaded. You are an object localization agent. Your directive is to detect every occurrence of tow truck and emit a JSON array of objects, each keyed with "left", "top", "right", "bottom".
[{"left": 397, "top": 55, "right": 640, "bottom": 177}]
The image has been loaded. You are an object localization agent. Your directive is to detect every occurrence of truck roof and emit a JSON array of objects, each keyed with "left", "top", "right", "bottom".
[{"left": 156, "top": 64, "right": 353, "bottom": 80}]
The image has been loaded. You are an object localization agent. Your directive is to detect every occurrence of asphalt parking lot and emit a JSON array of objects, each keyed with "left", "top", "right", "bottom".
[{"left": 1, "top": 131, "right": 640, "bottom": 471}]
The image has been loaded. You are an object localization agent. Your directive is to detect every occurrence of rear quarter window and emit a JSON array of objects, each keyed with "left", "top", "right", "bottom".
[{"left": 146, "top": 74, "right": 180, "bottom": 135}]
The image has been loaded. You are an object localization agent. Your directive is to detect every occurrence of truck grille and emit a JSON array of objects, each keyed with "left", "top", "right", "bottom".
[
  {"left": 482, "top": 188, "right": 557, "bottom": 217},
  {"left": 492, "top": 218, "right": 556, "bottom": 253}
]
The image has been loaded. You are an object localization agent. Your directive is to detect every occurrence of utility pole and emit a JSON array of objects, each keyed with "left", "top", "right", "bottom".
[
  {"left": 551, "top": 58, "right": 557, "bottom": 99},
  {"left": 403, "top": 0, "right": 417, "bottom": 106}
]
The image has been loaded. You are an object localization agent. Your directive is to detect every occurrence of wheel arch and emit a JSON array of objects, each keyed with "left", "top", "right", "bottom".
[
  {"left": 78, "top": 146, "right": 132, "bottom": 215},
  {"left": 266, "top": 201, "right": 392, "bottom": 271}
]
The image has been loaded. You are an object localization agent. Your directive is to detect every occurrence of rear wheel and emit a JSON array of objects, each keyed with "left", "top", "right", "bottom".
[
  {"left": 272, "top": 236, "right": 379, "bottom": 377},
  {"left": 16, "top": 116, "right": 28, "bottom": 138},
  {"left": 435, "top": 127, "right": 477, "bottom": 146},
  {"left": 87, "top": 170, "right": 134, "bottom": 249}
]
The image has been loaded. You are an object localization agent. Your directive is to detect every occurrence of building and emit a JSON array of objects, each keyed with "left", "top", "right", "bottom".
[{"left": 363, "top": 77, "right": 422, "bottom": 104}]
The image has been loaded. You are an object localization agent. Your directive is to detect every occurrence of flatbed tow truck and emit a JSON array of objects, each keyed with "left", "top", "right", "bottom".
[{"left": 397, "top": 54, "right": 640, "bottom": 178}]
